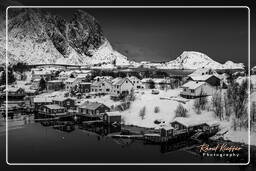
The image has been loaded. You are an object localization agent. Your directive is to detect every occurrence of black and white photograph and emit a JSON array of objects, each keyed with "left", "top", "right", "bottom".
[{"left": 0, "top": 0, "right": 255, "bottom": 168}]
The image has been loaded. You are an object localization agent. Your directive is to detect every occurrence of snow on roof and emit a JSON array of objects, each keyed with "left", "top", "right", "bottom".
[
  {"left": 76, "top": 73, "right": 90, "bottom": 78},
  {"left": 47, "top": 80, "right": 63, "bottom": 83},
  {"left": 79, "top": 101, "right": 105, "bottom": 110},
  {"left": 53, "top": 97, "right": 74, "bottom": 102},
  {"left": 205, "top": 121, "right": 220, "bottom": 127},
  {"left": 152, "top": 78, "right": 166, "bottom": 84},
  {"left": 189, "top": 75, "right": 216, "bottom": 81},
  {"left": 44, "top": 104, "right": 65, "bottom": 110},
  {"left": 141, "top": 78, "right": 152, "bottom": 83},
  {"left": 6, "top": 87, "right": 23, "bottom": 92},
  {"left": 172, "top": 117, "right": 206, "bottom": 127},
  {"left": 34, "top": 97, "right": 53, "bottom": 103},
  {"left": 79, "top": 82, "right": 92, "bottom": 85},
  {"left": 105, "top": 111, "right": 121, "bottom": 116},
  {"left": 155, "top": 124, "right": 174, "bottom": 130},
  {"left": 181, "top": 81, "right": 205, "bottom": 89},
  {"left": 65, "top": 78, "right": 77, "bottom": 83}
]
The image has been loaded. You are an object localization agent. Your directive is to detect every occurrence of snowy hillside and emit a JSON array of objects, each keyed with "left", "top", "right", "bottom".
[
  {"left": 1, "top": 8, "right": 130, "bottom": 66},
  {"left": 155, "top": 51, "right": 244, "bottom": 70}
]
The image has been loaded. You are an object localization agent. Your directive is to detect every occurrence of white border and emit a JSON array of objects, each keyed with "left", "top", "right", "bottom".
[{"left": 5, "top": 6, "right": 251, "bottom": 165}]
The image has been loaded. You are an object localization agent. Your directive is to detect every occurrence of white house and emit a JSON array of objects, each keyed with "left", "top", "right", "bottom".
[
  {"left": 64, "top": 78, "right": 81, "bottom": 92},
  {"left": 58, "top": 71, "right": 77, "bottom": 81},
  {"left": 91, "top": 80, "right": 112, "bottom": 94},
  {"left": 111, "top": 77, "right": 134, "bottom": 97},
  {"left": 180, "top": 80, "right": 216, "bottom": 98},
  {"left": 127, "top": 76, "right": 144, "bottom": 89}
]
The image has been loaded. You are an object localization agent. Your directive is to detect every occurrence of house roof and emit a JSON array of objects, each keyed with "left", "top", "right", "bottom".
[
  {"left": 53, "top": 97, "right": 74, "bottom": 102},
  {"left": 181, "top": 81, "right": 206, "bottom": 89},
  {"left": 5, "top": 87, "right": 24, "bottom": 92},
  {"left": 47, "top": 80, "right": 63, "bottom": 83},
  {"left": 79, "top": 101, "right": 106, "bottom": 110},
  {"left": 105, "top": 111, "right": 121, "bottom": 116},
  {"left": 112, "top": 77, "right": 132, "bottom": 86},
  {"left": 44, "top": 104, "right": 65, "bottom": 110},
  {"left": 141, "top": 78, "right": 152, "bottom": 83},
  {"left": 189, "top": 75, "right": 219, "bottom": 81},
  {"left": 34, "top": 97, "right": 53, "bottom": 103},
  {"left": 172, "top": 117, "right": 206, "bottom": 127},
  {"left": 65, "top": 78, "right": 77, "bottom": 83}
]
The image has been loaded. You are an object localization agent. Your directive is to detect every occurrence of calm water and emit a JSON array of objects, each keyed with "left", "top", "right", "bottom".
[{"left": 0, "top": 116, "right": 250, "bottom": 164}]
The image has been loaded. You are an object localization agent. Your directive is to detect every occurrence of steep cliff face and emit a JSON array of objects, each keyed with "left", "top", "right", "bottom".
[{"left": 1, "top": 7, "right": 129, "bottom": 65}]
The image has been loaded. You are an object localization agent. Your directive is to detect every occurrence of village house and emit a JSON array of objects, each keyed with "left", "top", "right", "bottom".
[
  {"left": 188, "top": 74, "right": 221, "bottom": 87},
  {"left": 58, "top": 71, "right": 77, "bottom": 81},
  {"left": 180, "top": 81, "right": 216, "bottom": 98},
  {"left": 31, "top": 78, "right": 41, "bottom": 90},
  {"left": 111, "top": 77, "right": 134, "bottom": 97},
  {"left": 5, "top": 87, "right": 25, "bottom": 100},
  {"left": 52, "top": 97, "right": 76, "bottom": 110},
  {"left": 103, "top": 111, "right": 122, "bottom": 124},
  {"left": 127, "top": 76, "right": 144, "bottom": 89},
  {"left": 64, "top": 78, "right": 81, "bottom": 92},
  {"left": 78, "top": 82, "right": 91, "bottom": 94},
  {"left": 33, "top": 97, "right": 53, "bottom": 111},
  {"left": 39, "top": 104, "right": 66, "bottom": 116},
  {"left": 78, "top": 101, "right": 110, "bottom": 117},
  {"left": 24, "top": 88, "right": 38, "bottom": 96},
  {"left": 31, "top": 70, "right": 53, "bottom": 81},
  {"left": 46, "top": 80, "right": 64, "bottom": 91},
  {"left": 171, "top": 117, "right": 208, "bottom": 133},
  {"left": 91, "top": 79, "right": 112, "bottom": 95},
  {"left": 93, "top": 76, "right": 113, "bottom": 81}
]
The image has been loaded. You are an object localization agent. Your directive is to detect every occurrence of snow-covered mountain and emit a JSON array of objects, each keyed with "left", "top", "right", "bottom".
[
  {"left": 154, "top": 51, "right": 244, "bottom": 70},
  {"left": 0, "top": 8, "right": 131, "bottom": 66},
  {"left": 0, "top": 5, "right": 245, "bottom": 70}
]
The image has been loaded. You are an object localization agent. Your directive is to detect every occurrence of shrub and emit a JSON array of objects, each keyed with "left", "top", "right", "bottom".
[
  {"left": 139, "top": 106, "right": 146, "bottom": 120},
  {"left": 154, "top": 106, "right": 160, "bottom": 113},
  {"left": 175, "top": 104, "right": 188, "bottom": 117}
]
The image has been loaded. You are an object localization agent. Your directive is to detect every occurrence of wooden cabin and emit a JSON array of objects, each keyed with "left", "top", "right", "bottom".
[
  {"left": 52, "top": 97, "right": 76, "bottom": 110},
  {"left": 39, "top": 104, "right": 66, "bottom": 116},
  {"left": 46, "top": 80, "right": 64, "bottom": 91},
  {"left": 33, "top": 97, "right": 53, "bottom": 111},
  {"left": 103, "top": 111, "right": 121, "bottom": 124},
  {"left": 78, "top": 82, "right": 91, "bottom": 94},
  {"left": 180, "top": 81, "right": 215, "bottom": 98},
  {"left": 78, "top": 101, "right": 110, "bottom": 117},
  {"left": 171, "top": 117, "right": 208, "bottom": 134}
]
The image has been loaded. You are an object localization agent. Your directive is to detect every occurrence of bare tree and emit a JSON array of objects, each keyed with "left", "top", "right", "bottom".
[
  {"left": 139, "top": 106, "right": 146, "bottom": 120},
  {"left": 212, "top": 90, "right": 223, "bottom": 120},
  {"left": 175, "top": 104, "right": 188, "bottom": 117},
  {"left": 154, "top": 106, "right": 160, "bottom": 113}
]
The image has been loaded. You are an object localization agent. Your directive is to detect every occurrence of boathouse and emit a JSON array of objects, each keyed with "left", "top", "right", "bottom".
[
  {"left": 103, "top": 111, "right": 121, "bottom": 124},
  {"left": 52, "top": 97, "right": 76, "bottom": 110},
  {"left": 39, "top": 104, "right": 66, "bottom": 116},
  {"left": 78, "top": 101, "right": 110, "bottom": 117},
  {"left": 46, "top": 80, "right": 64, "bottom": 91},
  {"left": 33, "top": 97, "right": 53, "bottom": 111}
]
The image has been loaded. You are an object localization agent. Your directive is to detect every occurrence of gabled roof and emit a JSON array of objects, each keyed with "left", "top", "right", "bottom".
[
  {"left": 34, "top": 97, "right": 53, "bottom": 103},
  {"left": 181, "top": 81, "right": 206, "bottom": 90},
  {"left": 5, "top": 87, "right": 24, "bottom": 93},
  {"left": 172, "top": 117, "right": 206, "bottom": 127},
  {"left": 189, "top": 75, "right": 220, "bottom": 81},
  {"left": 65, "top": 78, "right": 77, "bottom": 83},
  {"left": 44, "top": 104, "right": 65, "bottom": 110},
  {"left": 79, "top": 101, "right": 107, "bottom": 110},
  {"left": 105, "top": 111, "right": 121, "bottom": 116},
  {"left": 53, "top": 97, "right": 74, "bottom": 102},
  {"left": 112, "top": 77, "right": 132, "bottom": 86}
]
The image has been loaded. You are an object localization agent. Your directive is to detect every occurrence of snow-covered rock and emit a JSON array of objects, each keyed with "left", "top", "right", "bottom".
[
  {"left": 156, "top": 51, "right": 244, "bottom": 70},
  {"left": 1, "top": 8, "right": 130, "bottom": 66}
]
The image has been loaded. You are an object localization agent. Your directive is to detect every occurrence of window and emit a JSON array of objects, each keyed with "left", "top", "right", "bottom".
[
  {"left": 102, "top": 83, "right": 105, "bottom": 86},
  {"left": 106, "top": 89, "right": 110, "bottom": 92},
  {"left": 126, "top": 81, "right": 128, "bottom": 83},
  {"left": 191, "top": 89, "right": 195, "bottom": 93},
  {"left": 117, "top": 91, "right": 120, "bottom": 94},
  {"left": 66, "top": 101, "right": 70, "bottom": 106}
]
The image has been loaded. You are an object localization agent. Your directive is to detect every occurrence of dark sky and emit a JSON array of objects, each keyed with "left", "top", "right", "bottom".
[{"left": 46, "top": 8, "right": 249, "bottom": 65}]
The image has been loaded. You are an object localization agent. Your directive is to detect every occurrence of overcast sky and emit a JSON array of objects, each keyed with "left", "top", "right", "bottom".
[{"left": 45, "top": 8, "right": 249, "bottom": 65}]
